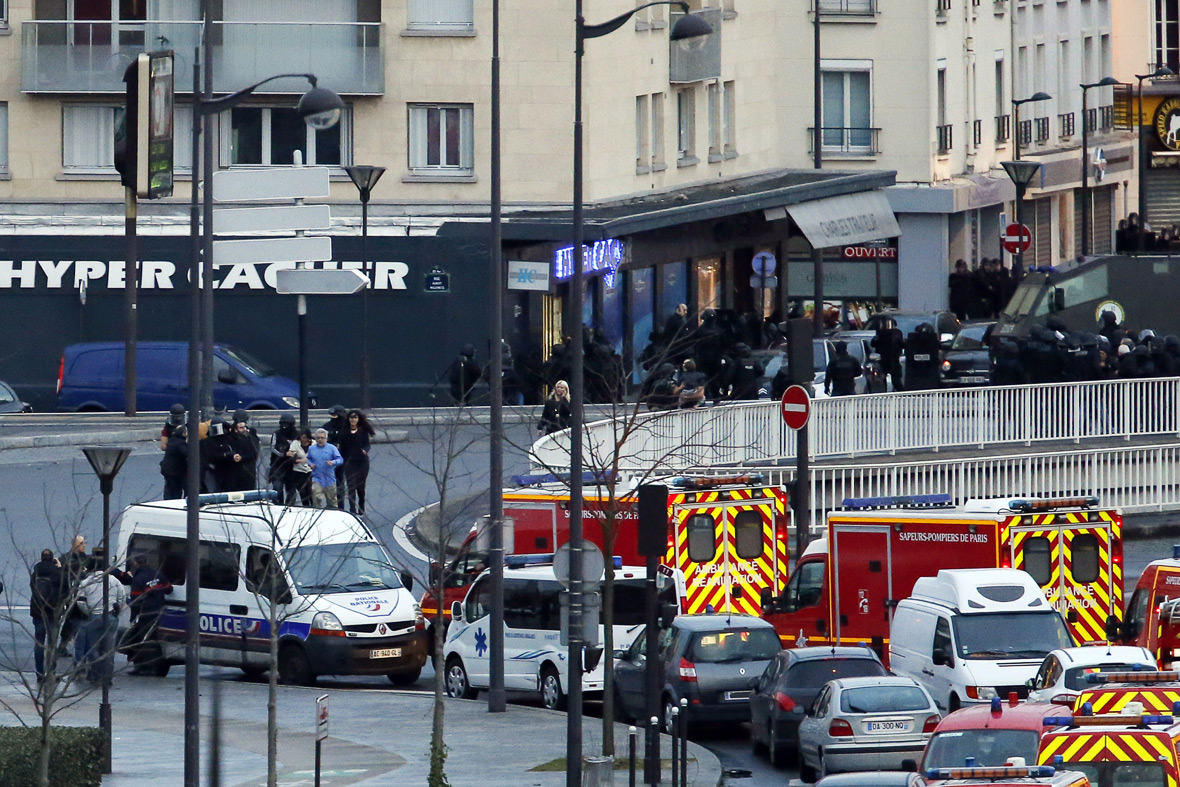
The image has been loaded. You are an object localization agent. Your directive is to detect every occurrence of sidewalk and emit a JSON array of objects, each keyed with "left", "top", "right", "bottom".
[{"left": 0, "top": 670, "right": 723, "bottom": 786}]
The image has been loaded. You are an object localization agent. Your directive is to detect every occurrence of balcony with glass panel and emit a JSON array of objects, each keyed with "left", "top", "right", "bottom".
[{"left": 22, "top": 18, "right": 383, "bottom": 95}]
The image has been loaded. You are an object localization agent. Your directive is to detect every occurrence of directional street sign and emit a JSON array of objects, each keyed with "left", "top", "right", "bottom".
[
  {"left": 780, "top": 384, "right": 811, "bottom": 431},
  {"left": 275, "top": 268, "right": 367, "bottom": 295},
  {"left": 213, "top": 166, "right": 330, "bottom": 202},
  {"left": 212, "top": 236, "right": 332, "bottom": 267},
  {"left": 213, "top": 204, "right": 331, "bottom": 235},
  {"left": 1001, "top": 223, "right": 1032, "bottom": 255}
]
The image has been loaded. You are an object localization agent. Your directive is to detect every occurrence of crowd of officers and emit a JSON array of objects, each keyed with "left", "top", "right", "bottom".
[{"left": 157, "top": 405, "right": 375, "bottom": 515}]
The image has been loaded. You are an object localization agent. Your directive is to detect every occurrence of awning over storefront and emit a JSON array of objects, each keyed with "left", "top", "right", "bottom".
[{"left": 774, "top": 190, "right": 900, "bottom": 249}]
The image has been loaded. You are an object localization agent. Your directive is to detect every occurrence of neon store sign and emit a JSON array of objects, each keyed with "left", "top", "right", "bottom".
[{"left": 553, "top": 239, "right": 624, "bottom": 287}]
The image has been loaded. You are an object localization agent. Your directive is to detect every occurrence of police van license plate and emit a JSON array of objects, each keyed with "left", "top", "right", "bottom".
[
  {"left": 370, "top": 647, "right": 401, "bottom": 659},
  {"left": 866, "top": 720, "right": 909, "bottom": 733}
]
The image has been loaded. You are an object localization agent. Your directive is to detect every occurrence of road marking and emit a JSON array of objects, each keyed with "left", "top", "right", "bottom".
[{"left": 392, "top": 505, "right": 428, "bottom": 564}]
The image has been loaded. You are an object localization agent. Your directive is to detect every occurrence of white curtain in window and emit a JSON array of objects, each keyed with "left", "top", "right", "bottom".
[
  {"left": 408, "top": 0, "right": 473, "bottom": 28},
  {"left": 63, "top": 105, "right": 116, "bottom": 169}
]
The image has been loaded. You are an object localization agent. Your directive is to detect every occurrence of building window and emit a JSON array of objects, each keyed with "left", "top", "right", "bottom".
[
  {"left": 651, "top": 92, "right": 666, "bottom": 170},
  {"left": 821, "top": 64, "right": 873, "bottom": 152},
  {"left": 408, "top": 103, "right": 474, "bottom": 174},
  {"left": 407, "top": 0, "right": 473, "bottom": 32},
  {"left": 63, "top": 104, "right": 122, "bottom": 173},
  {"left": 707, "top": 82, "right": 722, "bottom": 160},
  {"left": 1158, "top": 0, "right": 1179, "bottom": 73},
  {"left": 636, "top": 94, "right": 651, "bottom": 172},
  {"left": 723, "top": 80, "right": 736, "bottom": 157},
  {"left": 222, "top": 106, "right": 349, "bottom": 167},
  {"left": 677, "top": 87, "right": 696, "bottom": 165},
  {"left": 0, "top": 103, "right": 8, "bottom": 174}
]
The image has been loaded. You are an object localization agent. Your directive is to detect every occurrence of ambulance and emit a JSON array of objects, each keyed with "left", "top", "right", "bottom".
[
  {"left": 419, "top": 473, "right": 790, "bottom": 631},
  {"left": 1073, "top": 670, "right": 1180, "bottom": 715},
  {"left": 1111, "top": 548, "right": 1180, "bottom": 667},
  {"left": 925, "top": 763, "right": 1091, "bottom": 787},
  {"left": 1037, "top": 707, "right": 1180, "bottom": 787},
  {"left": 762, "top": 495, "right": 1122, "bottom": 658}
]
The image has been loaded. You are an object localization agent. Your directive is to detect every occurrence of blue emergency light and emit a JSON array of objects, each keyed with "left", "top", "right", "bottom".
[
  {"left": 841, "top": 494, "right": 953, "bottom": 510},
  {"left": 504, "top": 553, "right": 556, "bottom": 568},
  {"left": 510, "top": 470, "right": 614, "bottom": 487},
  {"left": 1043, "top": 714, "right": 1174, "bottom": 727},
  {"left": 1173, "top": 544, "right": 1180, "bottom": 560},
  {"left": 197, "top": 489, "right": 279, "bottom": 506}
]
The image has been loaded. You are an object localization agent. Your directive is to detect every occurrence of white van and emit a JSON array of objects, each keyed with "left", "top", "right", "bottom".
[
  {"left": 889, "top": 568, "right": 1074, "bottom": 713},
  {"left": 114, "top": 495, "right": 427, "bottom": 686},
  {"left": 442, "top": 562, "right": 683, "bottom": 710}
]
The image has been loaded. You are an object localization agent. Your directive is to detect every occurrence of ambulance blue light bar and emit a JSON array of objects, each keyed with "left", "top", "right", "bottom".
[
  {"left": 841, "top": 494, "right": 953, "bottom": 510},
  {"left": 1007, "top": 496, "right": 1100, "bottom": 513},
  {"left": 198, "top": 490, "right": 278, "bottom": 505},
  {"left": 1085, "top": 668, "right": 1174, "bottom": 684},
  {"left": 1043, "top": 714, "right": 1174, "bottom": 727},
  {"left": 510, "top": 470, "right": 614, "bottom": 487},
  {"left": 925, "top": 765, "right": 1055, "bottom": 780}
]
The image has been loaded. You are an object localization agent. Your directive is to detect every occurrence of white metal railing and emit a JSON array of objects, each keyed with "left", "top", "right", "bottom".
[
  {"left": 531, "top": 378, "right": 1180, "bottom": 474},
  {"left": 750, "top": 441, "right": 1180, "bottom": 532}
]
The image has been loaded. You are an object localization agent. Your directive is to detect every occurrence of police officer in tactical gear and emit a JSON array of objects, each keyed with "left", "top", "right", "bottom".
[{"left": 825, "top": 340, "right": 862, "bottom": 396}]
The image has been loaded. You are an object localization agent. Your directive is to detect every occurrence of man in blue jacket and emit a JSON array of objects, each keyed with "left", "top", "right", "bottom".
[{"left": 307, "top": 428, "right": 343, "bottom": 508}]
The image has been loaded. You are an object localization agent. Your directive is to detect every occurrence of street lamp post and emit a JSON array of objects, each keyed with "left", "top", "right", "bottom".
[
  {"left": 81, "top": 445, "right": 132, "bottom": 775},
  {"left": 1002, "top": 160, "right": 1043, "bottom": 280},
  {"left": 1080, "top": 76, "right": 1120, "bottom": 257},
  {"left": 572, "top": 5, "right": 711, "bottom": 784},
  {"left": 1137, "top": 68, "right": 1176, "bottom": 252},
  {"left": 1012, "top": 91, "right": 1052, "bottom": 161},
  {"left": 343, "top": 165, "right": 386, "bottom": 411},
  {"left": 184, "top": 36, "right": 344, "bottom": 782}
]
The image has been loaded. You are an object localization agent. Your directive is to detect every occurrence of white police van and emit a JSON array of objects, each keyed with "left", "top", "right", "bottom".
[
  {"left": 443, "top": 557, "right": 685, "bottom": 710},
  {"left": 113, "top": 492, "right": 427, "bottom": 685}
]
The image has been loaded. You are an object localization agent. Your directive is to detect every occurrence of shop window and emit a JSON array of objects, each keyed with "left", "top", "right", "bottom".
[
  {"left": 695, "top": 257, "right": 721, "bottom": 315},
  {"left": 1022, "top": 536, "right": 1053, "bottom": 585},
  {"left": 686, "top": 514, "right": 717, "bottom": 562},
  {"left": 732, "top": 510, "right": 763, "bottom": 560}
]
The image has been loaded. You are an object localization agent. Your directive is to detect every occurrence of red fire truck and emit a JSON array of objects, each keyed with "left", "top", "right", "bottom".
[
  {"left": 762, "top": 495, "right": 1123, "bottom": 658},
  {"left": 1111, "top": 549, "right": 1180, "bottom": 667},
  {"left": 419, "top": 473, "right": 790, "bottom": 632}
]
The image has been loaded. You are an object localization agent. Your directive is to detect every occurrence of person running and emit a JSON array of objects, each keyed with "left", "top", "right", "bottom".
[{"left": 337, "top": 410, "right": 375, "bottom": 516}]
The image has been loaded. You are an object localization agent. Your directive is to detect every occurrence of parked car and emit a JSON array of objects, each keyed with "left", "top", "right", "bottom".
[
  {"left": 864, "top": 310, "right": 963, "bottom": 349},
  {"left": 56, "top": 341, "right": 306, "bottom": 412},
  {"left": 1025, "top": 645, "right": 1157, "bottom": 706},
  {"left": 749, "top": 645, "right": 889, "bottom": 767},
  {"left": 797, "top": 676, "right": 940, "bottom": 783},
  {"left": 921, "top": 698, "right": 1072, "bottom": 775},
  {"left": 0, "top": 381, "right": 31, "bottom": 413},
  {"left": 940, "top": 321, "right": 996, "bottom": 386},
  {"left": 613, "top": 613, "right": 781, "bottom": 732}
]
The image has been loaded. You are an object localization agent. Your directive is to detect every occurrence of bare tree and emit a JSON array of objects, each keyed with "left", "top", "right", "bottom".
[{"left": 383, "top": 395, "right": 488, "bottom": 787}]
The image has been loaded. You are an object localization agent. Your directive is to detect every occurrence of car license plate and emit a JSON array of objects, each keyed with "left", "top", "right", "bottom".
[
  {"left": 370, "top": 647, "right": 401, "bottom": 659},
  {"left": 961, "top": 376, "right": 986, "bottom": 383},
  {"left": 913, "top": 353, "right": 931, "bottom": 361},
  {"left": 867, "top": 720, "right": 910, "bottom": 733},
  {"left": 724, "top": 690, "right": 752, "bottom": 701}
]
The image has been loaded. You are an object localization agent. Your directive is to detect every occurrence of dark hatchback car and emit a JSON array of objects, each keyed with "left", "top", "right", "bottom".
[
  {"left": 939, "top": 321, "right": 996, "bottom": 386},
  {"left": 749, "top": 646, "right": 888, "bottom": 768},
  {"left": 613, "top": 614, "right": 781, "bottom": 732}
]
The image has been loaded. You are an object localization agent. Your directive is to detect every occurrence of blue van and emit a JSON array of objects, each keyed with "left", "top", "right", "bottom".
[{"left": 56, "top": 342, "right": 303, "bottom": 412}]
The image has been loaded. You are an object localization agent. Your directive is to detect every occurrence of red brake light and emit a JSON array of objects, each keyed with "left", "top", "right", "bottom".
[
  {"left": 678, "top": 657, "right": 697, "bottom": 682},
  {"left": 773, "top": 692, "right": 796, "bottom": 712},
  {"left": 828, "top": 719, "right": 854, "bottom": 737},
  {"left": 923, "top": 714, "right": 940, "bottom": 733},
  {"left": 56, "top": 355, "right": 64, "bottom": 394}
]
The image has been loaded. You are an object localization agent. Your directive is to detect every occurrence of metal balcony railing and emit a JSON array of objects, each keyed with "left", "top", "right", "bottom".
[
  {"left": 808, "top": 127, "right": 881, "bottom": 155},
  {"left": 21, "top": 20, "right": 384, "bottom": 94},
  {"left": 1085, "top": 107, "right": 1097, "bottom": 132},
  {"left": 936, "top": 123, "right": 953, "bottom": 152},
  {"left": 1099, "top": 105, "right": 1114, "bottom": 131},
  {"left": 972, "top": 119, "right": 982, "bottom": 146},
  {"left": 995, "top": 114, "right": 1010, "bottom": 142},
  {"left": 1058, "top": 112, "right": 1075, "bottom": 138},
  {"left": 1034, "top": 116, "right": 1050, "bottom": 142},
  {"left": 817, "top": 0, "right": 877, "bottom": 14},
  {"left": 1017, "top": 118, "right": 1032, "bottom": 147},
  {"left": 936, "top": 0, "right": 951, "bottom": 15}
]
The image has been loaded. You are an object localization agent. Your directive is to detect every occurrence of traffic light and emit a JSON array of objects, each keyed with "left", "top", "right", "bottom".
[
  {"left": 781, "top": 318, "right": 815, "bottom": 385},
  {"left": 636, "top": 484, "right": 668, "bottom": 558},
  {"left": 114, "top": 52, "right": 174, "bottom": 198}
]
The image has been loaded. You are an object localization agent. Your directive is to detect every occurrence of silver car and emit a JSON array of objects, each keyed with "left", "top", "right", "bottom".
[{"left": 798, "top": 676, "right": 940, "bottom": 783}]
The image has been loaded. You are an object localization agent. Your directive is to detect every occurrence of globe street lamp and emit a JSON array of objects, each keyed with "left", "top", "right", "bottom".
[
  {"left": 570, "top": 7, "right": 710, "bottom": 783},
  {"left": 183, "top": 23, "right": 344, "bottom": 779},
  {"left": 1080, "top": 76, "right": 1120, "bottom": 257},
  {"left": 343, "top": 165, "right": 386, "bottom": 411},
  {"left": 1002, "top": 160, "right": 1043, "bottom": 280},
  {"left": 81, "top": 445, "right": 132, "bottom": 774},
  {"left": 1012, "top": 91, "right": 1051, "bottom": 160},
  {"left": 1137, "top": 67, "right": 1176, "bottom": 252}
]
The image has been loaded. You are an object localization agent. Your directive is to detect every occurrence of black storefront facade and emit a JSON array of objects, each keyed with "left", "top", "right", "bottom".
[{"left": 0, "top": 168, "right": 898, "bottom": 411}]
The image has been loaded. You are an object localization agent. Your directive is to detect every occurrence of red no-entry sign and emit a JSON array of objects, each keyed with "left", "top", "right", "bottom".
[
  {"left": 1001, "top": 223, "right": 1032, "bottom": 254},
  {"left": 780, "top": 385, "right": 811, "bottom": 430}
]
